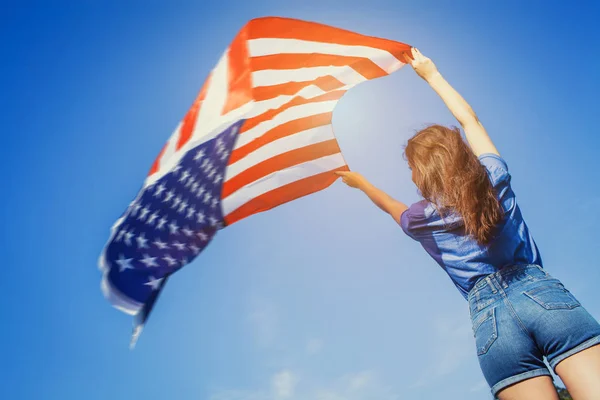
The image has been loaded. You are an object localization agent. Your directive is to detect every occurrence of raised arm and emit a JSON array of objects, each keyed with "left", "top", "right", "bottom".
[
  {"left": 404, "top": 48, "right": 499, "bottom": 157},
  {"left": 335, "top": 171, "right": 408, "bottom": 224}
]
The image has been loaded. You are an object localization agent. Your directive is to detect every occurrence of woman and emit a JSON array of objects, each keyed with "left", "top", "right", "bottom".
[{"left": 336, "top": 48, "right": 600, "bottom": 399}]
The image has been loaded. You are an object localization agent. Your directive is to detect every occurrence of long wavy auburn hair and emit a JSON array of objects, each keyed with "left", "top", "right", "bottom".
[{"left": 404, "top": 125, "right": 503, "bottom": 245}]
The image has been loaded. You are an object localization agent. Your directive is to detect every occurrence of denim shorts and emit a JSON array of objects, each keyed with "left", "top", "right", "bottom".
[{"left": 468, "top": 264, "right": 600, "bottom": 397}]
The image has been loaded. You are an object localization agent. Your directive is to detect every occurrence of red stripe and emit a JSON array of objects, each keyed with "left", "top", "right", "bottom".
[
  {"left": 229, "top": 113, "right": 332, "bottom": 165},
  {"left": 176, "top": 74, "right": 211, "bottom": 150},
  {"left": 247, "top": 17, "right": 411, "bottom": 61},
  {"left": 251, "top": 53, "right": 387, "bottom": 80},
  {"left": 241, "top": 90, "right": 345, "bottom": 133},
  {"left": 222, "top": 25, "right": 253, "bottom": 115},
  {"left": 224, "top": 164, "right": 349, "bottom": 225},
  {"left": 253, "top": 76, "right": 345, "bottom": 101},
  {"left": 222, "top": 139, "right": 341, "bottom": 199},
  {"left": 148, "top": 143, "right": 167, "bottom": 176}
]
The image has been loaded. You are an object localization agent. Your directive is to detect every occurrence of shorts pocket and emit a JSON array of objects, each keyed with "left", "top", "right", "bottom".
[
  {"left": 472, "top": 307, "right": 498, "bottom": 356},
  {"left": 523, "top": 283, "right": 580, "bottom": 310}
]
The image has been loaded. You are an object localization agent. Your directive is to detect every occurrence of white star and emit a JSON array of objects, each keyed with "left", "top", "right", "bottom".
[
  {"left": 196, "top": 185, "right": 206, "bottom": 198},
  {"left": 172, "top": 165, "right": 182, "bottom": 175},
  {"left": 157, "top": 216, "right": 167, "bottom": 230},
  {"left": 115, "top": 254, "right": 134, "bottom": 272},
  {"left": 138, "top": 206, "right": 150, "bottom": 221},
  {"left": 185, "top": 177, "right": 194, "bottom": 188},
  {"left": 197, "top": 231, "right": 208, "bottom": 241},
  {"left": 178, "top": 200, "right": 188, "bottom": 214},
  {"left": 116, "top": 230, "right": 126, "bottom": 242},
  {"left": 131, "top": 203, "right": 142, "bottom": 216},
  {"left": 153, "top": 183, "right": 166, "bottom": 197},
  {"left": 147, "top": 211, "right": 159, "bottom": 225},
  {"left": 153, "top": 239, "right": 169, "bottom": 249},
  {"left": 140, "top": 254, "right": 158, "bottom": 268},
  {"left": 203, "top": 191, "right": 212, "bottom": 204},
  {"left": 190, "top": 244, "right": 200, "bottom": 255},
  {"left": 172, "top": 241, "right": 186, "bottom": 251},
  {"left": 163, "top": 254, "right": 178, "bottom": 267},
  {"left": 213, "top": 174, "right": 223, "bottom": 184},
  {"left": 220, "top": 150, "right": 229, "bottom": 161},
  {"left": 136, "top": 233, "right": 149, "bottom": 249},
  {"left": 194, "top": 148, "right": 206, "bottom": 161},
  {"left": 196, "top": 211, "right": 205, "bottom": 224},
  {"left": 163, "top": 190, "right": 175, "bottom": 203},
  {"left": 172, "top": 196, "right": 182, "bottom": 209},
  {"left": 179, "top": 169, "right": 190, "bottom": 183},
  {"left": 211, "top": 198, "right": 218, "bottom": 209},
  {"left": 208, "top": 216, "right": 218, "bottom": 226},
  {"left": 190, "top": 182, "right": 199, "bottom": 194},
  {"left": 168, "top": 221, "right": 179, "bottom": 235},
  {"left": 201, "top": 158, "right": 209, "bottom": 169},
  {"left": 186, "top": 206, "right": 196, "bottom": 219},
  {"left": 182, "top": 226, "right": 194, "bottom": 237},
  {"left": 124, "top": 231, "right": 134, "bottom": 246},
  {"left": 207, "top": 167, "right": 216, "bottom": 179},
  {"left": 230, "top": 126, "right": 238, "bottom": 136},
  {"left": 145, "top": 276, "right": 163, "bottom": 291}
]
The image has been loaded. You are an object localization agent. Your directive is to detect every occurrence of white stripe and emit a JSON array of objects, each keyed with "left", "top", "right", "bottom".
[
  {"left": 222, "top": 153, "right": 346, "bottom": 216},
  {"left": 143, "top": 102, "right": 254, "bottom": 188},
  {"left": 151, "top": 51, "right": 229, "bottom": 181},
  {"left": 225, "top": 124, "right": 335, "bottom": 181},
  {"left": 194, "top": 50, "right": 230, "bottom": 141},
  {"left": 235, "top": 100, "right": 337, "bottom": 149},
  {"left": 246, "top": 84, "right": 351, "bottom": 119},
  {"left": 253, "top": 65, "right": 366, "bottom": 87},
  {"left": 144, "top": 48, "right": 253, "bottom": 188},
  {"left": 156, "top": 122, "right": 182, "bottom": 174},
  {"left": 248, "top": 38, "right": 403, "bottom": 73}
]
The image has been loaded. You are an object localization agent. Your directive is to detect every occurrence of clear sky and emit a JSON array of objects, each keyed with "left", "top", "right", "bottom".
[{"left": 2, "top": 1, "right": 599, "bottom": 399}]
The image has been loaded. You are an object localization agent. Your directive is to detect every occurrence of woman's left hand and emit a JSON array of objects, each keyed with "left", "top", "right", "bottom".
[{"left": 335, "top": 171, "right": 368, "bottom": 189}]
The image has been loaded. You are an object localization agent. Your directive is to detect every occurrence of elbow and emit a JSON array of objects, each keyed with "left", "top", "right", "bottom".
[{"left": 460, "top": 113, "right": 480, "bottom": 128}]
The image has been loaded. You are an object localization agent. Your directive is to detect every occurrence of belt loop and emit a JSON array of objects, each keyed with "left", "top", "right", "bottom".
[
  {"left": 485, "top": 276, "right": 497, "bottom": 293},
  {"left": 497, "top": 273, "right": 509, "bottom": 289}
]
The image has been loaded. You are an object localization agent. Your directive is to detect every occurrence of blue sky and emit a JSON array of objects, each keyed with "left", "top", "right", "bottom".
[{"left": 2, "top": 1, "right": 599, "bottom": 399}]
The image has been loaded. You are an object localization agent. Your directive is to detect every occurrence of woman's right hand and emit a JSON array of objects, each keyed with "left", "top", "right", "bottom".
[
  {"left": 335, "top": 171, "right": 368, "bottom": 189},
  {"left": 404, "top": 47, "right": 440, "bottom": 82}
]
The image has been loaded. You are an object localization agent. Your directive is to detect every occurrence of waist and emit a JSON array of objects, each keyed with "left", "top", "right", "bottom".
[{"left": 467, "top": 263, "right": 545, "bottom": 301}]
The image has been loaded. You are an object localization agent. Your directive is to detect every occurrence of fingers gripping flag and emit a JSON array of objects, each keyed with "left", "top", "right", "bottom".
[{"left": 98, "top": 17, "right": 411, "bottom": 346}]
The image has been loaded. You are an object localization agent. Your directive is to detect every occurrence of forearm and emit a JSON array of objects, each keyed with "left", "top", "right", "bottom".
[
  {"left": 361, "top": 182, "right": 391, "bottom": 211},
  {"left": 426, "top": 72, "right": 478, "bottom": 126},
  {"left": 359, "top": 181, "right": 408, "bottom": 222},
  {"left": 425, "top": 72, "right": 499, "bottom": 156}
]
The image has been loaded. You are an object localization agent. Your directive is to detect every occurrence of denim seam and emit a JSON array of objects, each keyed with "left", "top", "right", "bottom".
[
  {"left": 490, "top": 368, "right": 551, "bottom": 397},
  {"left": 500, "top": 285, "right": 531, "bottom": 337},
  {"left": 548, "top": 335, "right": 600, "bottom": 372}
]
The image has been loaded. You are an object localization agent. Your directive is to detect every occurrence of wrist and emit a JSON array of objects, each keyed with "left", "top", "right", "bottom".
[
  {"left": 359, "top": 179, "right": 374, "bottom": 193},
  {"left": 424, "top": 71, "right": 443, "bottom": 83}
]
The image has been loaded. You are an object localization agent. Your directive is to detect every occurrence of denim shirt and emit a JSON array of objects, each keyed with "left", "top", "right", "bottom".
[{"left": 400, "top": 153, "right": 542, "bottom": 299}]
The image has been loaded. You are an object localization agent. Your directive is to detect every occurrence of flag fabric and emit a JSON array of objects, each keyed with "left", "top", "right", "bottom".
[{"left": 98, "top": 16, "right": 411, "bottom": 346}]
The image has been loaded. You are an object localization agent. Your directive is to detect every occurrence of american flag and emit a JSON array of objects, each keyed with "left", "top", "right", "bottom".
[{"left": 98, "top": 16, "right": 411, "bottom": 346}]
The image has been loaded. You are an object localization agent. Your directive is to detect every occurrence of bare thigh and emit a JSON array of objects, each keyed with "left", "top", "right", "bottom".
[
  {"left": 555, "top": 344, "right": 600, "bottom": 400},
  {"left": 496, "top": 376, "right": 558, "bottom": 400}
]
